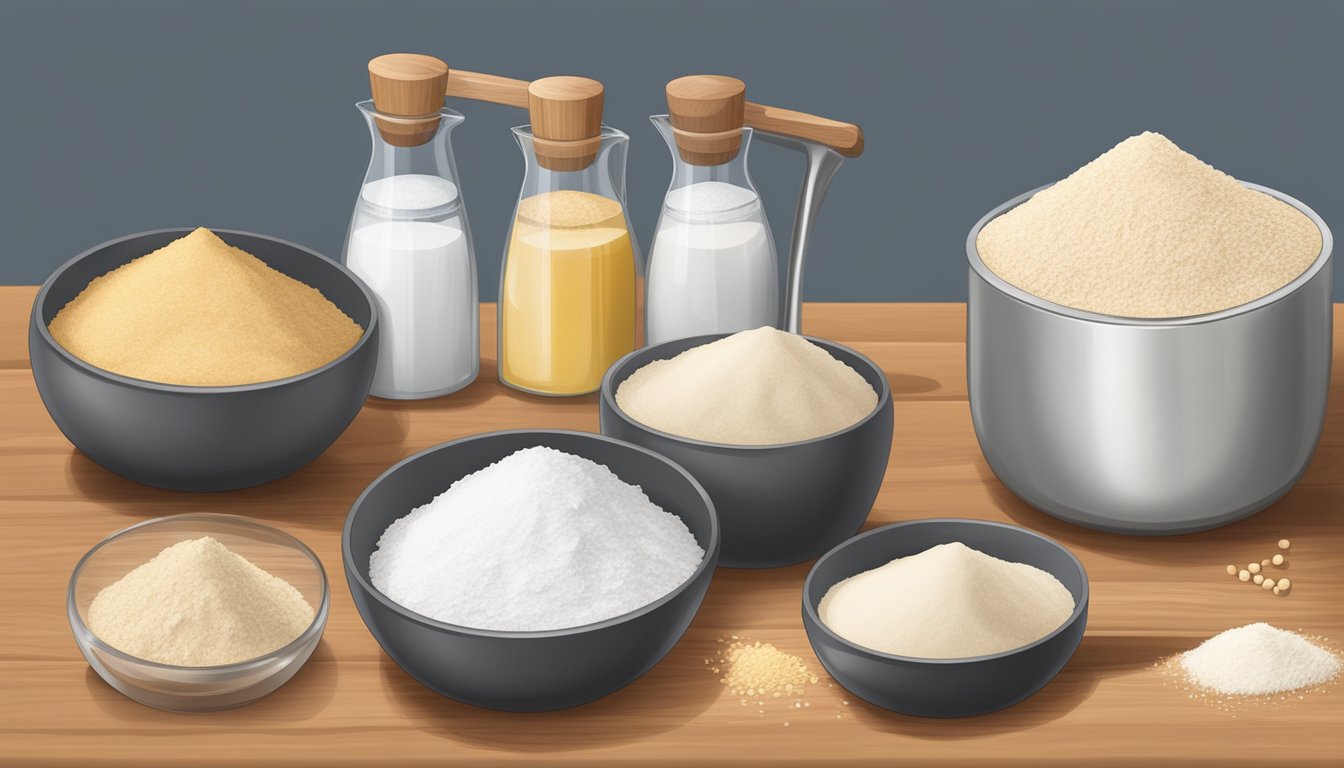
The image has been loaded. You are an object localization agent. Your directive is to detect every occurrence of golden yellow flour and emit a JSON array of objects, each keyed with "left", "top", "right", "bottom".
[
  {"left": 49, "top": 228, "right": 363, "bottom": 385},
  {"left": 976, "top": 132, "right": 1322, "bottom": 318}
]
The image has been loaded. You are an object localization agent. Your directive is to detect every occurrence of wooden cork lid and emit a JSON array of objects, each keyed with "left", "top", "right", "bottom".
[
  {"left": 368, "top": 53, "right": 449, "bottom": 147},
  {"left": 666, "top": 75, "right": 747, "bottom": 166},
  {"left": 527, "top": 76, "right": 605, "bottom": 172}
]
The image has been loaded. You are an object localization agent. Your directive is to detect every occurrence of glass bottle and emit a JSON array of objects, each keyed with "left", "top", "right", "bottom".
[
  {"left": 343, "top": 55, "right": 479, "bottom": 400},
  {"left": 498, "top": 77, "right": 638, "bottom": 396},
  {"left": 646, "top": 115, "right": 778, "bottom": 345},
  {"left": 645, "top": 74, "right": 864, "bottom": 339}
]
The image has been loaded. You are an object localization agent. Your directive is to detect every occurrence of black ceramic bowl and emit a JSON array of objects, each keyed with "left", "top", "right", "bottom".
[
  {"left": 600, "top": 333, "right": 893, "bottom": 568},
  {"left": 342, "top": 429, "right": 720, "bottom": 712},
  {"left": 30, "top": 228, "right": 378, "bottom": 491},
  {"left": 802, "top": 519, "right": 1089, "bottom": 718}
]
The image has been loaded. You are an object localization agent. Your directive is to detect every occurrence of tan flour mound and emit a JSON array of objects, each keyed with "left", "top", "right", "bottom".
[
  {"left": 49, "top": 227, "right": 362, "bottom": 385},
  {"left": 87, "top": 537, "right": 315, "bottom": 666},
  {"left": 614, "top": 327, "right": 878, "bottom": 445},
  {"left": 975, "top": 132, "right": 1321, "bottom": 318}
]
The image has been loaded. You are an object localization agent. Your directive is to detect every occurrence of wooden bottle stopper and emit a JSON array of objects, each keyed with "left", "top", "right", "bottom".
[
  {"left": 666, "top": 75, "right": 747, "bottom": 166},
  {"left": 368, "top": 53, "right": 449, "bottom": 147},
  {"left": 527, "top": 76, "right": 605, "bottom": 172}
]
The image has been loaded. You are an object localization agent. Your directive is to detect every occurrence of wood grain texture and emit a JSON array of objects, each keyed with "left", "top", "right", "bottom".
[
  {"left": 367, "top": 53, "right": 449, "bottom": 147},
  {"left": 1, "top": 286, "right": 1341, "bottom": 765},
  {"left": 743, "top": 101, "right": 864, "bottom": 157},
  {"left": 444, "top": 69, "right": 532, "bottom": 110}
]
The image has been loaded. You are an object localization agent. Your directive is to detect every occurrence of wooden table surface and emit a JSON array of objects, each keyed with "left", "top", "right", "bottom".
[{"left": 2, "top": 286, "right": 1341, "bottom": 766}]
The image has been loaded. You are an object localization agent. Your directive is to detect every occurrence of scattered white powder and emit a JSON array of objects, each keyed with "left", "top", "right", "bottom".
[
  {"left": 976, "top": 132, "right": 1322, "bottom": 318},
  {"left": 665, "top": 181, "right": 759, "bottom": 214},
  {"left": 818, "top": 542, "right": 1076, "bottom": 659},
  {"left": 360, "top": 174, "right": 459, "bottom": 211},
  {"left": 369, "top": 446, "right": 704, "bottom": 632},
  {"left": 87, "top": 537, "right": 315, "bottom": 666},
  {"left": 1178, "top": 623, "right": 1341, "bottom": 696},
  {"left": 615, "top": 326, "right": 878, "bottom": 445}
]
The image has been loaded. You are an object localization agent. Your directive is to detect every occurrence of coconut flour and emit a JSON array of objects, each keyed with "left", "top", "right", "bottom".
[
  {"left": 818, "top": 542, "right": 1076, "bottom": 659},
  {"left": 369, "top": 446, "right": 704, "bottom": 632},
  {"left": 615, "top": 327, "right": 878, "bottom": 445},
  {"left": 87, "top": 537, "right": 315, "bottom": 666},
  {"left": 976, "top": 132, "right": 1321, "bottom": 318}
]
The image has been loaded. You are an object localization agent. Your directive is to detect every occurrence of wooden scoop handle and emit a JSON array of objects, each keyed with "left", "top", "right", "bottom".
[
  {"left": 444, "top": 70, "right": 531, "bottom": 109},
  {"left": 744, "top": 101, "right": 864, "bottom": 157}
]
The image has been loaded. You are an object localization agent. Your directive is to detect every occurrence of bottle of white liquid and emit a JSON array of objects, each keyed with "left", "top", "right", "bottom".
[
  {"left": 347, "top": 179, "right": 477, "bottom": 398},
  {"left": 342, "top": 55, "right": 480, "bottom": 399},
  {"left": 646, "top": 75, "right": 865, "bottom": 341},
  {"left": 647, "top": 181, "right": 778, "bottom": 344}
]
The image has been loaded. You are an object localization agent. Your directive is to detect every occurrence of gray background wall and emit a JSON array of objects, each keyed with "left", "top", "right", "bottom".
[{"left": 3, "top": 0, "right": 1341, "bottom": 301}]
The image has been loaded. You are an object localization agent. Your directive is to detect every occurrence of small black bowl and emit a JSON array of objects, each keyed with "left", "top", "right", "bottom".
[
  {"left": 342, "top": 429, "right": 720, "bottom": 712},
  {"left": 600, "top": 333, "right": 893, "bottom": 568},
  {"left": 30, "top": 228, "right": 378, "bottom": 491},
  {"left": 803, "top": 519, "right": 1089, "bottom": 718}
]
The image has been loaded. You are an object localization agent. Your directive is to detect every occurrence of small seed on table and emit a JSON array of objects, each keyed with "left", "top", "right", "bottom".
[
  {"left": 1272, "top": 554, "right": 1285, "bottom": 566},
  {"left": 1249, "top": 562, "right": 1261, "bottom": 574},
  {"left": 1278, "top": 539, "right": 1291, "bottom": 550},
  {"left": 1253, "top": 574, "right": 1264, "bottom": 585},
  {"left": 1261, "top": 579, "right": 1275, "bottom": 591},
  {"left": 1238, "top": 570, "right": 1251, "bottom": 582},
  {"left": 1226, "top": 564, "right": 1237, "bottom": 576},
  {"left": 1278, "top": 578, "right": 1291, "bottom": 590}
]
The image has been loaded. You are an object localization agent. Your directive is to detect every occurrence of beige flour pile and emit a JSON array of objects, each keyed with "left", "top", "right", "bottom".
[
  {"left": 87, "top": 537, "right": 315, "bottom": 666},
  {"left": 976, "top": 132, "right": 1321, "bottom": 318},
  {"left": 819, "top": 542, "right": 1075, "bottom": 659},
  {"left": 50, "top": 227, "right": 362, "bottom": 385},
  {"left": 615, "top": 327, "right": 878, "bottom": 445}
]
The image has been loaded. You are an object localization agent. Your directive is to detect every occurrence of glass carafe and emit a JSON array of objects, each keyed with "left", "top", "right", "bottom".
[
  {"left": 498, "top": 126, "right": 639, "bottom": 396},
  {"left": 645, "top": 115, "right": 778, "bottom": 346},
  {"left": 343, "top": 102, "right": 479, "bottom": 399}
]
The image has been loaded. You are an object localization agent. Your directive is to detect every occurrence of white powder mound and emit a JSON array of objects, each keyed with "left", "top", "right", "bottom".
[
  {"left": 615, "top": 327, "right": 878, "bottom": 445},
  {"left": 665, "top": 181, "right": 759, "bottom": 214},
  {"left": 976, "top": 132, "right": 1322, "bottom": 318},
  {"left": 361, "top": 174, "right": 459, "bottom": 210},
  {"left": 818, "top": 542, "right": 1076, "bottom": 659},
  {"left": 368, "top": 446, "right": 705, "bottom": 632},
  {"left": 1179, "top": 623, "right": 1341, "bottom": 696},
  {"left": 87, "top": 537, "right": 315, "bottom": 667}
]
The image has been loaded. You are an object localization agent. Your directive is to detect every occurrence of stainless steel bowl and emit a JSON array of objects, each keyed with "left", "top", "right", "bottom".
[{"left": 967, "top": 182, "right": 1333, "bottom": 535}]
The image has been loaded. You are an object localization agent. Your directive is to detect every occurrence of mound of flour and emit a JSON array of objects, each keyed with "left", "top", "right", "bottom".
[{"left": 369, "top": 446, "right": 704, "bottom": 631}]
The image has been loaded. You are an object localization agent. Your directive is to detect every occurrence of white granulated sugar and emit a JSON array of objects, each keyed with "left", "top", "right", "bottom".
[
  {"left": 1178, "top": 623, "right": 1341, "bottom": 696},
  {"left": 361, "top": 174, "right": 459, "bottom": 211},
  {"left": 976, "top": 132, "right": 1322, "bottom": 318},
  {"left": 615, "top": 326, "right": 878, "bottom": 445},
  {"left": 818, "top": 542, "right": 1076, "bottom": 659},
  {"left": 368, "top": 446, "right": 704, "bottom": 632},
  {"left": 665, "top": 181, "right": 759, "bottom": 214}
]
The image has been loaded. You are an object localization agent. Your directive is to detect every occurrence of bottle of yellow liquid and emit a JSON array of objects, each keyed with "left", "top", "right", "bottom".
[
  {"left": 498, "top": 76, "right": 639, "bottom": 396},
  {"left": 501, "top": 190, "right": 635, "bottom": 394}
]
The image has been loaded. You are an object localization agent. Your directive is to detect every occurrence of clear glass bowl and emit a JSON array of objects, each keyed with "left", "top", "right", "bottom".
[{"left": 67, "top": 513, "right": 329, "bottom": 712}]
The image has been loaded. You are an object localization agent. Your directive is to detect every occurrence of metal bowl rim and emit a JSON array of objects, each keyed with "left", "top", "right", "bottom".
[{"left": 965, "top": 181, "right": 1334, "bottom": 327}]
